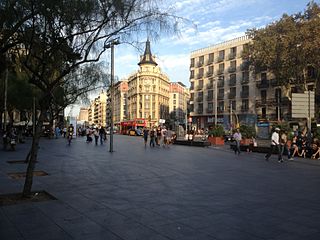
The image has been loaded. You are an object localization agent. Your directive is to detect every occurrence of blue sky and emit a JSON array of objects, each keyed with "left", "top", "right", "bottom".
[{"left": 112, "top": 0, "right": 317, "bottom": 88}]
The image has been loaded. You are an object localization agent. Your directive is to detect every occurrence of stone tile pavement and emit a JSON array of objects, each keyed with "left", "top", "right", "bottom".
[{"left": 1, "top": 135, "right": 320, "bottom": 240}]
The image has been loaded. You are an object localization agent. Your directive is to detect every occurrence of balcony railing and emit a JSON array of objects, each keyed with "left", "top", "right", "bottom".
[
  {"left": 207, "top": 95, "right": 213, "bottom": 101},
  {"left": 197, "top": 61, "right": 204, "bottom": 67},
  {"left": 206, "top": 59, "right": 214, "bottom": 65},
  {"left": 217, "top": 56, "right": 224, "bottom": 62},
  {"left": 228, "top": 93, "right": 236, "bottom": 99},
  {"left": 217, "top": 81, "right": 224, "bottom": 88},
  {"left": 255, "top": 98, "right": 277, "bottom": 107},
  {"left": 196, "top": 97, "right": 203, "bottom": 102},
  {"left": 206, "top": 108, "right": 213, "bottom": 113},
  {"left": 197, "top": 109, "right": 203, "bottom": 114},
  {"left": 240, "top": 91, "right": 249, "bottom": 98},
  {"left": 206, "top": 83, "right": 213, "bottom": 89},
  {"left": 240, "top": 61, "right": 249, "bottom": 71},
  {"left": 196, "top": 74, "right": 204, "bottom": 79},
  {"left": 256, "top": 80, "right": 269, "bottom": 88},
  {"left": 217, "top": 93, "right": 224, "bottom": 100},
  {"left": 206, "top": 72, "right": 214, "bottom": 77},
  {"left": 196, "top": 85, "right": 203, "bottom": 90},
  {"left": 241, "top": 77, "right": 249, "bottom": 84},
  {"left": 228, "top": 66, "right": 236, "bottom": 73},
  {"left": 228, "top": 79, "right": 236, "bottom": 86},
  {"left": 217, "top": 69, "right": 224, "bottom": 75},
  {"left": 228, "top": 52, "right": 236, "bottom": 60}
]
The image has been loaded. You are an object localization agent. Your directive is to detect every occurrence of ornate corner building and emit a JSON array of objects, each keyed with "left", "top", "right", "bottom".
[{"left": 127, "top": 40, "right": 170, "bottom": 127}]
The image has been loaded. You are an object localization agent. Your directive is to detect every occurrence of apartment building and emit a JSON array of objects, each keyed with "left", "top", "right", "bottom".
[
  {"left": 113, "top": 80, "right": 128, "bottom": 127},
  {"left": 88, "top": 91, "right": 107, "bottom": 127},
  {"left": 78, "top": 107, "right": 89, "bottom": 122},
  {"left": 169, "top": 82, "right": 189, "bottom": 126},
  {"left": 127, "top": 40, "right": 170, "bottom": 126},
  {"left": 190, "top": 36, "right": 256, "bottom": 130}
]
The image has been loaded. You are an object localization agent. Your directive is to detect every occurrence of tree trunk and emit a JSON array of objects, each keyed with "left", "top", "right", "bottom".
[{"left": 22, "top": 109, "right": 45, "bottom": 197}]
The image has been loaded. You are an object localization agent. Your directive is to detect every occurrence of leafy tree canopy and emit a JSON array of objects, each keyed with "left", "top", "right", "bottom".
[{"left": 246, "top": 1, "right": 320, "bottom": 91}]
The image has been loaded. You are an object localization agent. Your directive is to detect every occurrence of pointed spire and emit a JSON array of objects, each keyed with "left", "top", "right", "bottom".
[{"left": 138, "top": 39, "right": 157, "bottom": 66}]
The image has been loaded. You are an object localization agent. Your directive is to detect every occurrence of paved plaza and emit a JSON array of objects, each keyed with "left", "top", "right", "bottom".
[{"left": 1, "top": 135, "right": 320, "bottom": 240}]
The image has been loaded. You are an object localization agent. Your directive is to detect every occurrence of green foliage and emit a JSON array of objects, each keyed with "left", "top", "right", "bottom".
[
  {"left": 246, "top": 1, "right": 320, "bottom": 90},
  {"left": 239, "top": 125, "right": 256, "bottom": 138},
  {"left": 209, "top": 125, "right": 224, "bottom": 137}
]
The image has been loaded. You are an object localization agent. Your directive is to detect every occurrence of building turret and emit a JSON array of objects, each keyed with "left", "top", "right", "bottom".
[{"left": 138, "top": 39, "right": 157, "bottom": 66}]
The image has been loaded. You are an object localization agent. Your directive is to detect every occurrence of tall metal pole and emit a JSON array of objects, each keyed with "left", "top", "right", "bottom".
[
  {"left": 109, "top": 43, "right": 114, "bottom": 152},
  {"left": 3, "top": 53, "right": 8, "bottom": 132},
  {"left": 105, "top": 39, "right": 119, "bottom": 153},
  {"left": 214, "top": 78, "right": 217, "bottom": 126}
]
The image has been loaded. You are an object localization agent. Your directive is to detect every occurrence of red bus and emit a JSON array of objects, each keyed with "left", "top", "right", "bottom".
[{"left": 120, "top": 118, "right": 147, "bottom": 135}]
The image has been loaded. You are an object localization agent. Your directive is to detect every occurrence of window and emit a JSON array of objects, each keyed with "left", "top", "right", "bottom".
[
  {"left": 173, "top": 100, "right": 176, "bottom": 105},
  {"left": 190, "top": 58, "right": 195, "bottom": 67},
  {"left": 242, "top": 99, "right": 249, "bottom": 110},
  {"left": 199, "top": 55, "right": 204, "bottom": 66},
  {"left": 190, "top": 70, "right": 194, "bottom": 78},
  {"left": 230, "top": 100, "right": 236, "bottom": 111},
  {"left": 218, "top": 50, "right": 225, "bottom": 61},
  {"left": 208, "top": 53, "right": 214, "bottom": 63},
  {"left": 198, "top": 68, "right": 204, "bottom": 78},
  {"left": 173, "top": 94, "right": 176, "bottom": 99}
]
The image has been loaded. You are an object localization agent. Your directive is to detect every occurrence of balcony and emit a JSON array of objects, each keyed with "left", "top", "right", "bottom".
[
  {"left": 228, "top": 93, "right": 236, "bottom": 99},
  {"left": 228, "top": 66, "right": 237, "bottom": 73},
  {"left": 196, "top": 74, "right": 204, "bottom": 79},
  {"left": 217, "top": 81, "right": 224, "bottom": 88},
  {"left": 217, "top": 69, "right": 224, "bottom": 75},
  {"left": 217, "top": 93, "right": 224, "bottom": 100},
  {"left": 206, "top": 72, "right": 214, "bottom": 77},
  {"left": 190, "top": 63, "right": 195, "bottom": 68},
  {"left": 228, "top": 52, "right": 236, "bottom": 60},
  {"left": 241, "top": 77, "right": 249, "bottom": 84},
  {"left": 206, "top": 108, "right": 213, "bottom": 113},
  {"left": 228, "top": 79, "right": 236, "bottom": 86},
  {"left": 197, "top": 109, "right": 203, "bottom": 114},
  {"left": 206, "top": 83, "right": 213, "bottom": 89},
  {"left": 256, "top": 80, "right": 269, "bottom": 88},
  {"left": 217, "top": 56, "right": 224, "bottom": 62},
  {"left": 196, "top": 97, "right": 203, "bottom": 102},
  {"left": 206, "top": 59, "right": 214, "bottom": 65},
  {"left": 207, "top": 95, "right": 213, "bottom": 101},
  {"left": 190, "top": 74, "right": 194, "bottom": 79},
  {"left": 240, "top": 61, "right": 249, "bottom": 71},
  {"left": 197, "top": 61, "right": 204, "bottom": 67},
  {"left": 217, "top": 108, "right": 224, "bottom": 114},
  {"left": 255, "top": 98, "right": 277, "bottom": 107},
  {"left": 240, "top": 91, "right": 249, "bottom": 98},
  {"left": 196, "top": 85, "right": 203, "bottom": 90},
  {"left": 190, "top": 85, "right": 194, "bottom": 90}
]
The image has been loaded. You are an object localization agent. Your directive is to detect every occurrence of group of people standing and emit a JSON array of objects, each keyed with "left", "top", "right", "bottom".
[
  {"left": 142, "top": 126, "right": 175, "bottom": 148},
  {"left": 84, "top": 126, "right": 107, "bottom": 145}
]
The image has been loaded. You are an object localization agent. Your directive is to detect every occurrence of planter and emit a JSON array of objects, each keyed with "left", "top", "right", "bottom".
[
  {"left": 208, "top": 136, "right": 224, "bottom": 145},
  {"left": 240, "top": 138, "right": 252, "bottom": 145}
]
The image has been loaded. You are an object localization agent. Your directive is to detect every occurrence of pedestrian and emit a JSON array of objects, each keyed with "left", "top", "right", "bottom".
[
  {"left": 156, "top": 126, "right": 161, "bottom": 146},
  {"left": 233, "top": 128, "right": 242, "bottom": 155},
  {"left": 63, "top": 127, "right": 67, "bottom": 138},
  {"left": 150, "top": 128, "right": 155, "bottom": 147},
  {"left": 93, "top": 128, "right": 99, "bottom": 145},
  {"left": 55, "top": 126, "right": 60, "bottom": 139},
  {"left": 280, "top": 130, "right": 292, "bottom": 160},
  {"left": 161, "top": 126, "right": 167, "bottom": 147},
  {"left": 265, "top": 127, "right": 282, "bottom": 162},
  {"left": 143, "top": 128, "right": 149, "bottom": 147},
  {"left": 99, "top": 126, "right": 106, "bottom": 145},
  {"left": 290, "top": 135, "right": 299, "bottom": 159}
]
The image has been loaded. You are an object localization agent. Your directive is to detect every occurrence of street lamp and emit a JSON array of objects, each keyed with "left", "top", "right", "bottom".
[{"left": 105, "top": 39, "right": 120, "bottom": 152}]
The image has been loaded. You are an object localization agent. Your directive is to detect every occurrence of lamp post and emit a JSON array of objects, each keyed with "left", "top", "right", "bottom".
[
  {"left": 105, "top": 39, "right": 120, "bottom": 152},
  {"left": 3, "top": 54, "right": 8, "bottom": 132}
]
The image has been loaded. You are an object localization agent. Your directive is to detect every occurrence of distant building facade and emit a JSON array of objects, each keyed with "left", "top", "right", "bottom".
[
  {"left": 169, "top": 82, "right": 189, "bottom": 126},
  {"left": 113, "top": 80, "right": 128, "bottom": 127},
  {"left": 88, "top": 91, "right": 107, "bottom": 127}
]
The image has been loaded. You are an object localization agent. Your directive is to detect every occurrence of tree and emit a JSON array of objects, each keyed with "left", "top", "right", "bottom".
[
  {"left": 246, "top": 1, "right": 320, "bottom": 91},
  {"left": 2, "top": 0, "right": 180, "bottom": 197}
]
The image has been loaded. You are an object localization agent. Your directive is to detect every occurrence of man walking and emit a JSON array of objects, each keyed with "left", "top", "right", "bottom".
[
  {"left": 233, "top": 128, "right": 242, "bottom": 155},
  {"left": 265, "top": 127, "right": 282, "bottom": 162}
]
